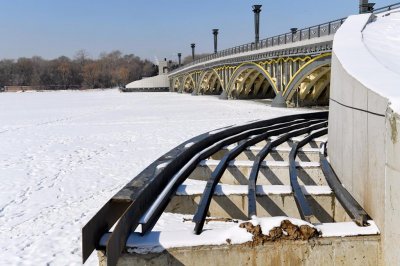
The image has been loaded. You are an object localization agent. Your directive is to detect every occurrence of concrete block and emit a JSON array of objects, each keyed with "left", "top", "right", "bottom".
[
  {"left": 367, "top": 89, "right": 388, "bottom": 116},
  {"left": 105, "top": 236, "right": 381, "bottom": 266},
  {"left": 384, "top": 166, "right": 400, "bottom": 265},
  {"left": 351, "top": 110, "right": 368, "bottom": 207},
  {"left": 328, "top": 99, "right": 340, "bottom": 177},
  {"left": 340, "top": 104, "right": 353, "bottom": 193},
  {"left": 384, "top": 114, "right": 400, "bottom": 265},
  {"left": 366, "top": 113, "right": 386, "bottom": 231},
  {"left": 352, "top": 79, "right": 368, "bottom": 110},
  {"left": 333, "top": 238, "right": 381, "bottom": 265}
]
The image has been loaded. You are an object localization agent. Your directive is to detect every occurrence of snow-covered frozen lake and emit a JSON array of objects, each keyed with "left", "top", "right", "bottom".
[{"left": 0, "top": 90, "right": 306, "bottom": 265}]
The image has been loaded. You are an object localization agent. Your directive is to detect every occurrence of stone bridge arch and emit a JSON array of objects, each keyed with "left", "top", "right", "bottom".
[
  {"left": 197, "top": 69, "right": 224, "bottom": 95},
  {"left": 226, "top": 62, "right": 278, "bottom": 99},
  {"left": 283, "top": 54, "right": 331, "bottom": 106}
]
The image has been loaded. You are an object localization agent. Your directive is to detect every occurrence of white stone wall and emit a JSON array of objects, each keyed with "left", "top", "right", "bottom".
[
  {"left": 125, "top": 74, "right": 169, "bottom": 89},
  {"left": 329, "top": 12, "right": 400, "bottom": 265}
]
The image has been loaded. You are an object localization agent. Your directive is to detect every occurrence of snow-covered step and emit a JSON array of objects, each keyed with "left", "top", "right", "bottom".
[
  {"left": 188, "top": 159, "right": 326, "bottom": 186},
  {"left": 166, "top": 183, "right": 350, "bottom": 223},
  {"left": 227, "top": 138, "right": 323, "bottom": 150},
  {"left": 223, "top": 135, "right": 326, "bottom": 152},
  {"left": 211, "top": 146, "right": 321, "bottom": 161}
]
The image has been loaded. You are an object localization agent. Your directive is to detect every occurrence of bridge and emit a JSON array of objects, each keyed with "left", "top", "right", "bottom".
[
  {"left": 83, "top": 2, "right": 400, "bottom": 266},
  {"left": 169, "top": 22, "right": 336, "bottom": 107},
  {"left": 168, "top": 3, "right": 397, "bottom": 107}
]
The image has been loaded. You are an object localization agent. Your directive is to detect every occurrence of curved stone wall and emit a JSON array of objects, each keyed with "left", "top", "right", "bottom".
[{"left": 329, "top": 11, "right": 400, "bottom": 265}]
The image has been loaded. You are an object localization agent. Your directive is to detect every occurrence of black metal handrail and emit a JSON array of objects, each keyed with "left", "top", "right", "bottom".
[
  {"left": 247, "top": 121, "right": 328, "bottom": 217},
  {"left": 82, "top": 112, "right": 329, "bottom": 266},
  {"left": 138, "top": 119, "right": 302, "bottom": 235},
  {"left": 169, "top": 2, "right": 400, "bottom": 75},
  {"left": 288, "top": 127, "right": 328, "bottom": 222},
  {"left": 319, "top": 143, "right": 370, "bottom": 226}
]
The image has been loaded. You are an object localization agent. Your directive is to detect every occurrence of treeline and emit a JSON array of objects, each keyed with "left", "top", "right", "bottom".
[{"left": 0, "top": 50, "right": 158, "bottom": 89}]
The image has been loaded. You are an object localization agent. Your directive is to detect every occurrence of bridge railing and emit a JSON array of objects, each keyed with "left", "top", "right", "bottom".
[
  {"left": 170, "top": 17, "right": 346, "bottom": 74},
  {"left": 373, "top": 2, "right": 400, "bottom": 12},
  {"left": 169, "top": 2, "right": 400, "bottom": 75}
]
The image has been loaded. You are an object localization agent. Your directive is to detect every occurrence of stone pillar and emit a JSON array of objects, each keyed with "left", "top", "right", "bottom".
[
  {"left": 212, "top": 29, "right": 219, "bottom": 54},
  {"left": 290, "top": 28, "right": 298, "bottom": 42},
  {"left": 178, "top": 53, "right": 182, "bottom": 66},
  {"left": 252, "top": 5, "right": 262, "bottom": 48},
  {"left": 359, "top": 0, "right": 375, "bottom": 13},
  {"left": 191, "top": 43, "right": 196, "bottom": 61}
]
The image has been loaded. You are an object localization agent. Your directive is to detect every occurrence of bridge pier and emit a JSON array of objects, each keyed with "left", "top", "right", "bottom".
[{"left": 271, "top": 92, "right": 287, "bottom": 108}]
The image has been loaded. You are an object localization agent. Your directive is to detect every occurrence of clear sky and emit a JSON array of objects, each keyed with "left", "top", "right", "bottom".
[{"left": 0, "top": 0, "right": 395, "bottom": 62}]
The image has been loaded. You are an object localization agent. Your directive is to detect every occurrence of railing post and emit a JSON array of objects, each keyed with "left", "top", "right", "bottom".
[
  {"left": 317, "top": 25, "right": 321, "bottom": 37},
  {"left": 328, "top": 22, "right": 331, "bottom": 35},
  {"left": 308, "top": 28, "right": 311, "bottom": 39}
]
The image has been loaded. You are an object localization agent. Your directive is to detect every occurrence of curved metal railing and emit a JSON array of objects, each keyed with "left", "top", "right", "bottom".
[{"left": 82, "top": 111, "right": 373, "bottom": 266}]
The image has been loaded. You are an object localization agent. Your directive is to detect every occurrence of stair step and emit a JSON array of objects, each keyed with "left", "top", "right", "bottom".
[
  {"left": 188, "top": 160, "right": 326, "bottom": 186},
  {"left": 166, "top": 183, "right": 350, "bottom": 223},
  {"left": 211, "top": 147, "right": 321, "bottom": 161}
]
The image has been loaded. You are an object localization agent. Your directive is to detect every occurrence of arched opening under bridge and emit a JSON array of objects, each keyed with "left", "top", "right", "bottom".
[
  {"left": 283, "top": 55, "right": 331, "bottom": 106},
  {"left": 198, "top": 70, "right": 223, "bottom": 95},
  {"left": 227, "top": 64, "right": 278, "bottom": 100},
  {"left": 182, "top": 75, "right": 195, "bottom": 93}
]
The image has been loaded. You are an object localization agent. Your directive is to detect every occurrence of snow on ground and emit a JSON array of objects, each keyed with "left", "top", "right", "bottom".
[{"left": 0, "top": 89, "right": 305, "bottom": 265}]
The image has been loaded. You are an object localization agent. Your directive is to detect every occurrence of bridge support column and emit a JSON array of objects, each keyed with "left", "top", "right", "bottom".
[
  {"left": 220, "top": 68, "right": 228, "bottom": 99},
  {"left": 271, "top": 92, "right": 287, "bottom": 108}
]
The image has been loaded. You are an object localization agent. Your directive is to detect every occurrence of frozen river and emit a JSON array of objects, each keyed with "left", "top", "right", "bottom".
[{"left": 0, "top": 90, "right": 306, "bottom": 265}]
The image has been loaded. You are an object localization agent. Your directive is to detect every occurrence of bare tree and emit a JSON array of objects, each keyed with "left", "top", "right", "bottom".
[{"left": 0, "top": 50, "right": 159, "bottom": 89}]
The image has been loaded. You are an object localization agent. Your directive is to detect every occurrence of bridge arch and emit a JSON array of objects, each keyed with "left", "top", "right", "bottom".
[
  {"left": 197, "top": 69, "right": 223, "bottom": 95},
  {"left": 226, "top": 62, "right": 278, "bottom": 99},
  {"left": 283, "top": 53, "right": 331, "bottom": 106},
  {"left": 182, "top": 74, "right": 196, "bottom": 93},
  {"left": 172, "top": 77, "right": 182, "bottom": 92}
]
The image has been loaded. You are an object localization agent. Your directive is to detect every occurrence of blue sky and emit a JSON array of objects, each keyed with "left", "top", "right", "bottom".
[{"left": 0, "top": 0, "right": 395, "bottom": 62}]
